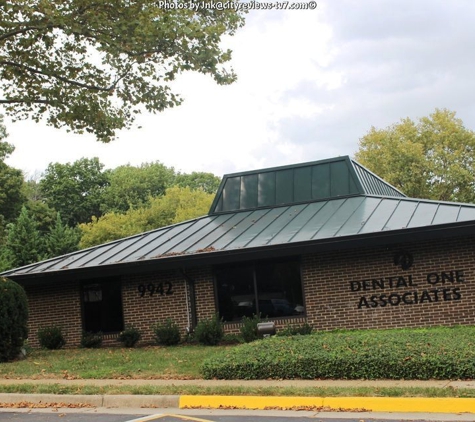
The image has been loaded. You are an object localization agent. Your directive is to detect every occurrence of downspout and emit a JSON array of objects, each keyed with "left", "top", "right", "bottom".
[{"left": 180, "top": 268, "right": 198, "bottom": 332}]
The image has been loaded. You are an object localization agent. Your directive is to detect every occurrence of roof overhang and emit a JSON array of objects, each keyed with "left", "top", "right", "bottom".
[{"left": 10, "top": 219, "right": 475, "bottom": 286}]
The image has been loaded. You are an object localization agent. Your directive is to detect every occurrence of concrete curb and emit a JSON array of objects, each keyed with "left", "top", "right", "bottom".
[
  {"left": 180, "top": 395, "right": 475, "bottom": 414},
  {"left": 0, "top": 393, "right": 179, "bottom": 408},
  {"left": 1, "top": 393, "right": 475, "bottom": 414}
]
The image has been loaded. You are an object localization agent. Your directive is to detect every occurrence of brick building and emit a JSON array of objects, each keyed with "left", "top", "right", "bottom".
[{"left": 3, "top": 156, "right": 475, "bottom": 347}]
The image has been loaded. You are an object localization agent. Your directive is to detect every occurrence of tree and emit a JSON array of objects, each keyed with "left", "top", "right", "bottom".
[
  {"left": 175, "top": 171, "right": 221, "bottom": 194},
  {"left": 80, "top": 186, "right": 214, "bottom": 248},
  {"left": 0, "top": 115, "right": 26, "bottom": 222},
  {"left": 0, "top": 2, "right": 245, "bottom": 142},
  {"left": 3, "top": 206, "right": 43, "bottom": 269},
  {"left": 39, "top": 157, "right": 110, "bottom": 226},
  {"left": 354, "top": 109, "right": 475, "bottom": 202},
  {"left": 0, "top": 277, "right": 28, "bottom": 362},
  {"left": 45, "top": 212, "right": 81, "bottom": 257},
  {"left": 101, "top": 162, "right": 176, "bottom": 214}
]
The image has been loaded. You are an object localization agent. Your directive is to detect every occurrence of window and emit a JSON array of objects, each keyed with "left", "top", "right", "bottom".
[
  {"left": 82, "top": 277, "right": 124, "bottom": 333},
  {"left": 215, "top": 258, "right": 304, "bottom": 322}
]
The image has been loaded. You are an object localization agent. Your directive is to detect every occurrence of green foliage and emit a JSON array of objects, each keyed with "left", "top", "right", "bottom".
[
  {"left": 4, "top": 206, "right": 43, "bottom": 268},
  {"left": 39, "top": 158, "right": 110, "bottom": 227},
  {"left": 240, "top": 314, "right": 261, "bottom": 343},
  {"left": 0, "top": 277, "right": 28, "bottom": 362},
  {"left": 45, "top": 213, "right": 80, "bottom": 257},
  {"left": 81, "top": 332, "right": 103, "bottom": 349},
  {"left": 355, "top": 109, "right": 475, "bottom": 202},
  {"left": 153, "top": 319, "right": 181, "bottom": 346},
  {"left": 79, "top": 186, "right": 214, "bottom": 248},
  {"left": 37, "top": 326, "right": 66, "bottom": 350},
  {"left": 277, "top": 323, "right": 313, "bottom": 337},
  {"left": 117, "top": 327, "right": 142, "bottom": 348},
  {"left": 101, "top": 162, "right": 176, "bottom": 214},
  {"left": 0, "top": 163, "right": 26, "bottom": 223},
  {"left": 0, "top": 117, "right": 26, "bottom": 223},
  {"left": 0, "top": 2, "right": 245, "bottom": 142},
  {"left": 194, "top": 314, "right": 224, "bottom": 346},
  {"left": 174, "top": 172, "right": 221, "bottom": 194},
  {"left": 201, "top": 326, "right": 475, "bottom": 380}
]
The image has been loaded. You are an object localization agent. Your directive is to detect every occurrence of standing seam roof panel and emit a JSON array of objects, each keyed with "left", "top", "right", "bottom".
[
  {"left": 211, "top": 208, "right": 273, "bottom": 250},
  {"left": 336, "top": 197, "right": 383, "bottom": 237},
  {"left": 358, "top": 198, "right": 399, "bottom": 233},
  {"left": 225, "top": 207, "right": 289, "bottom": 249},
  {"left": 313, "top": 197, "right": 364, "bottom": 239},
  {"left": 291, "top": 199, "right": 347, "bottom": 242},
  {"left": 160, "top": 214, "right": 237, "bottom": 254}
]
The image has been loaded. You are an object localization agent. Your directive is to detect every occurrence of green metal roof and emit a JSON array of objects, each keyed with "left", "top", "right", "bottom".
[
  {"left": 209, "top": 156, "right": 405, "bottom": 214},
  {"left": 3, "top": 156, "right": 475, "bottom": 282}
]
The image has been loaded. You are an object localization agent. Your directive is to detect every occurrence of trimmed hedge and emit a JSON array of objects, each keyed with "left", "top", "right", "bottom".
[{"left": 201, "top": 326, "right": 475, "bottom": 380}]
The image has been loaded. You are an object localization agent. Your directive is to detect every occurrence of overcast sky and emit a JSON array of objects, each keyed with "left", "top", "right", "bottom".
[{"left": 4, "top": 0, "right": 475, "bottom": 179}]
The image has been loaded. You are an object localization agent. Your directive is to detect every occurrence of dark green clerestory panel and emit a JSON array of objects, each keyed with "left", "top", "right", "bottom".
[{"left": 209, "top": 156, "right": 404, "bottom": 214}]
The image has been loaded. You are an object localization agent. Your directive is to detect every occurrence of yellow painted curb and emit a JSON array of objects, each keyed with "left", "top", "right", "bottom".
[{"left": 179, "top": 395, "right": 475, "bottom": 414}]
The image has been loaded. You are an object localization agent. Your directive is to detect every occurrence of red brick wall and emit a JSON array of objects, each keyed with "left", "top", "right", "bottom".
[
  {"left": 24, "top": 281, "right": 82, "bottom": 348},
  {"left": 122, "top": 270, "right": 190, "bottom": 344},
  {"left": 302, "top": 236, "right": 475, "bottom": 331},
  {"left": 22, "top": 235, "right": 475, "bottom": 348}
]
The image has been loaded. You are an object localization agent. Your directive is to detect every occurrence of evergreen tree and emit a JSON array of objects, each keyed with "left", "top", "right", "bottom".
[
  {"left": 45, "top": 213, "right": 81, "bottom": 257},
  {"left": 4, "top": 206, "right": 43, "bottom": 268}
]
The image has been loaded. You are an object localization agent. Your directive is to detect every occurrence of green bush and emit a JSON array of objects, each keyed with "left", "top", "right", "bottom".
[
  {"left": 201, "top": 326, "right": 475, "bottom": 380},
  {"left": 194, "top": 314, "right": 223, "bottom": 346},
  {"left": 0, "top": 277, "right": 28, "bottom": 362},
  {"left": 240, "top": 314, "right": 261, "bottom": 343},
  {"left": 81, "top": 331, "right": 103, "bottom": 348},
  {"left": 277, "top": 323, "right": 313, "bottom": 337},
  {"left": 153, "top": 319, "right": 181, "bottom": 346},
  {"left": 37, "top": 326, "right": 66, "bottom": 350},
  {"left": 117, "top": 326, "right": 141, "bottom": 347}
]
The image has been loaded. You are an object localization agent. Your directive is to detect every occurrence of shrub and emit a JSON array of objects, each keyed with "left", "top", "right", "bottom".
[
  {"left": 0, "top": 277, "right": 28, "bottom": 362},
  {"left": 194, "top": 314, "right": 223, "bottom": 346},
  {"left": 201, "top": 326, "right": 475, "bottom": 380},
  {"left": 37, "top": 326, "right": 66, "bottom": 350},
  {"left": 240, "top": 314, "right": 261, "bottom": 343},
  {"left": 277, "top": 323, "right": 313, "bottom": 337},
  {"left": 117, "top": 326, "right": 141, "bottom": 347},
  {"left": 81, "top": 331, "right": 103, "bottom": 348},
  {"left": 153, "top": 319, "right": 181, "bottom": 346}
]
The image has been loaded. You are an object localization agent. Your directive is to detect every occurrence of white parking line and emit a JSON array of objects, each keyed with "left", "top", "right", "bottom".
[{"left": 126, "top": 414, "right": 215, "bottom": 422}]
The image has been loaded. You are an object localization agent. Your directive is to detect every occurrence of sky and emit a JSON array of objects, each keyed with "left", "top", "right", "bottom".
[{"left": 4, "top": 0, "right": 475, "bottom": 180}]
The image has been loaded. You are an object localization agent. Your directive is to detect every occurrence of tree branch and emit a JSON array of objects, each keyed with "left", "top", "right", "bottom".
[
  {"left": 0, "top": 60, "right": 116, "bottom": 92},
  {"left": 0, "top": 99, "right": 55, "bottom": 104}
]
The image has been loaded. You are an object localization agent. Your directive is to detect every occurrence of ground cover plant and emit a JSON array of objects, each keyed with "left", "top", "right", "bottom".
[
  {"left": 201, "top": 326, "right": 475, "bottom": 380},
  {"left": 2, "top": 326, "right": 475, "bottom": 382}
]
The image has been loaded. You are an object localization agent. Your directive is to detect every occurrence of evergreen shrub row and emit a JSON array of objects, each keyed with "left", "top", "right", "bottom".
[{"left": 201, "top": 326, "right": 475, "bottom": 380}]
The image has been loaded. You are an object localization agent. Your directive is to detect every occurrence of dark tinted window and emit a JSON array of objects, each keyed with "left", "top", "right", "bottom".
[
  {"left": 215, "top": 259, "right": 304, "bottom": 322},
  {"left": 82, "top": 278, "right": 124, "bottom": 333}
]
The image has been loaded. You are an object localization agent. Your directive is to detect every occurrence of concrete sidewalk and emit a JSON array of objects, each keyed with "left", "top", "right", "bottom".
[{"left": 2, "top": 378, "right": 475, "bottom": 415}]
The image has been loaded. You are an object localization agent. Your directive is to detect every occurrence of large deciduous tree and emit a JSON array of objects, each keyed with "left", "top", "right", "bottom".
[
  {"left": 0, "top": 1, "right": 245, "bottom": 142},
  {"left": 39, "top": 157, "right": 110, "bottom": 227},
  {"left": 80, "top": 186, "right": 213, "bottom": 248},
  {"left": 175, "top": 171, "right": 221, "bottom": 194},
  {"left": 0, "top": 116, "right": 25, "bottom": 222},
  {"left": 355, "top": 109, "right": 475, "bottom": 203},
  {"left": 101, "top": 162, "right": 176, "bottom": 213}
]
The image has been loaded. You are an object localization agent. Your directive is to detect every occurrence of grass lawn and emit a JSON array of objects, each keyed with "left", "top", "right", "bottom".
[
  {"left": 0, "top": 345, "right": 223, "bottom": 379},
  {"left": 2, "top": 326, "right": 475, "bottom": 398}
]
